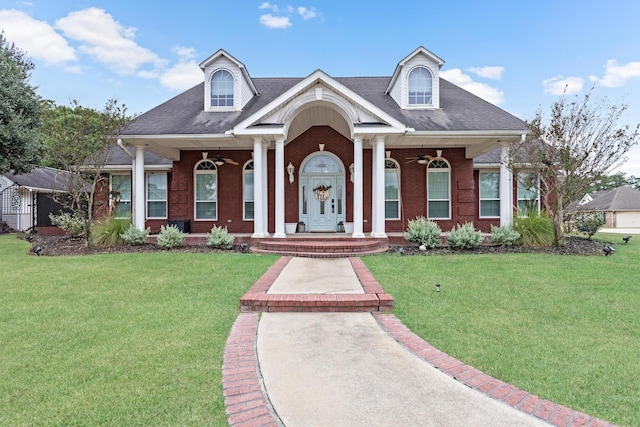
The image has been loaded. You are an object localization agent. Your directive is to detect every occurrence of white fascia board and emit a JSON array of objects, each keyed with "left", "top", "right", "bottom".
[
  {"left": 233, "top": 126, "right": 285, "bottom": 137},
  {"left": 122, "top": 134, "right": 232, "bottom": 141},
  {"left": 105, "top": 165, "right": 171, "bottom": 172},
  {"left": 233, "top": 69, "right": 408, "bottom": 134},
  {"left": 474, "top": 163, "right": 501, "bottom": 169},
  {"left": 353, "top": 127, "right": 406, "bottom": 136},
  {"left": 407, "top": 130, "right": 528, "bottom": 138}
]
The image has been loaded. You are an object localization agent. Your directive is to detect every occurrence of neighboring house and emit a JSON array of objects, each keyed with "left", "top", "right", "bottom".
[
  {"left": 0, "top": 167, "right": 71, "bottom": 233},
  {"left": 569, "top": 187, "right": 640, "bottom": 228},
  {"left": 114, "top": 46, "right": 534, "bottom": 237}
]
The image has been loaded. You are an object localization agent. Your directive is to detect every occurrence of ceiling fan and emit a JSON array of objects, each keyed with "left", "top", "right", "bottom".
[
  {"left": 205, "top": 149, "right": 238, "bottom": 166},
  {"left": 405, "top": 153, "right": 433, "bottom": 164}
]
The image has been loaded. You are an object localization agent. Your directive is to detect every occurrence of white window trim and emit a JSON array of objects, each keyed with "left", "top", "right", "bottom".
[
  {"left": 194, "top": 160, "right": 218, "bottom": 221},
  {"left": 146, "top": 172, "right": 167, "bottom": 219},
  {"left": 517, "top": 172, "right": 541, "bottom": 215},
  {"left": 406, "top": 65, "right": 435, "bottom": 109},
  {"left": 427, "top": 159, "right": 451, "bottom": 220},
  {"left": 110, "top": 173, "right": 131, "bottom": 219},
  {"left": 243, "top": 160, "right": 254, "bottom": 221},
  {"left": 209, "top": 68, "right": 235, "bottom": 111},
  {"left": 385, "top": 159, "right": 401, "bottom": 220},
  {"left": 479, "top": 171, "right": 500, "bottom": 218}
]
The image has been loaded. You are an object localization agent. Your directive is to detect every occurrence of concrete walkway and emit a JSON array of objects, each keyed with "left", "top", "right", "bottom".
[{"left": 223, "top": 257, "right": 617, "bottom": 427}]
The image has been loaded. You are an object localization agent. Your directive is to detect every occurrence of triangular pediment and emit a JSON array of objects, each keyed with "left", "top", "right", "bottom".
[{"left": 232, "top": 70, "right": 408, "bottom": 139}]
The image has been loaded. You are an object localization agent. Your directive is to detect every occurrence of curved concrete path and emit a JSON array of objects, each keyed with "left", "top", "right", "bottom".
[{"left": 223, "top": 257, "right": 617, "bottom": 427}]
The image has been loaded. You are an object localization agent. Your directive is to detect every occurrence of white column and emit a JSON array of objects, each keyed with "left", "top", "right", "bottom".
[
  {"left": 274, "top": 138, "right": 286, "bottom": 237},
  {"left": 352, "top": 137, "right": 365, "bottom": 238},
  {"left": 252, "top": 139, "right": 265, "bottom": 237},
  {"left": 371, "top": 141, "right": 377, "bottom": 236},
  {"left": 499, "top": 142, "right": 513, "bottom": 227},
  {"left": 134, "top": 145, "right": 146, "bottom": 230},
  {"left": 262, "top": 142, "right": 269, "bottom": 236},
  {"left": 373, "top": 137, "right": 387, "bottom": 238}
]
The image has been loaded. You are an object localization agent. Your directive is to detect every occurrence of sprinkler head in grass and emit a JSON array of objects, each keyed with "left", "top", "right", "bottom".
[
  {"left": 435, "top": 283, "right": 441, "bottom": 293},
  {"left": 603, "top": 246, "right": 615, "bottom": 256},
  {"left": 623, "top": 235, "right": 631, "bottom": 244}
]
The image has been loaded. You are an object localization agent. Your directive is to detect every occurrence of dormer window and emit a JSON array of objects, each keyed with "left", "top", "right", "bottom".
[
  {"left": 210, "top": 69, "right": 234, "bottom": 107},
  {"left": 408, "top": 66, "right": 433, "bottom": 105}
]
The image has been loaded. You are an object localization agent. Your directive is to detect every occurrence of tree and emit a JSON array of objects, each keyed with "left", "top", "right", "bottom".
[
  {"left": 511, "top": 89, "right": 640, "bottom": 245},
  {"left": 585, "top": 171, "right": 637, "bottom": 192},
  {"left": 0, "top": 33, "right": 42, "bottom": 174},
  {"left": 40, "top": 99, "right": 129, "bottom": 246}
]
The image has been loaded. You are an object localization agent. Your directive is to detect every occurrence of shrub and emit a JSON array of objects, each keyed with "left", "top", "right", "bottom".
[
  {"left": 156, "top": 224, "right": 185, "bottom": 250},
  {"left": 574, "top": 212, "right": 605, "bottom": 240},
  {"left": 49, "top": 212, "right": 85, "bottom": 237},
  {"left": 490, "top": 225, "right": 521, "bottom": 246},
  {"left": 120, "top": 223, "right": 150, "bottom": 245},
  {"left": 405, "top": 216, "right": 442, "bottom": 249},
  {"left": 91, "top": 217, "right": 130, "bottom": 246},
  {"left": 514, "top": 211, "right": 555, "bottom": 247},
  {"left": 446, "top": 222, "right": 483, "bottom": 249},
  {"left": 206, "top": 225, "right": 234, "bottom": 249}
]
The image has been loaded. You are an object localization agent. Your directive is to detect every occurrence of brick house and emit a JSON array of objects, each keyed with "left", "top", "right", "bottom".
[{"left": 114, "top": 46, "right": 533, "bottom": 237}]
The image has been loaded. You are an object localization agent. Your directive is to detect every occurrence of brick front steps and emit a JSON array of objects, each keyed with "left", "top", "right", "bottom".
[
  {"left": 239, "top": 257, "right": 394, "bottom": 313},
  {"left": 251, "top": 237, "right": 389, "bottom": 257}
]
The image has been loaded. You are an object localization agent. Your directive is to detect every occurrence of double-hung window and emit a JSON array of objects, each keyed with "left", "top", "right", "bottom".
[
  {"left": 147, "top": 173, "right": 167, "bottom": 218},
  {"left": 210, "top": 69, "right": 234, "bottom": 107},
  {"left": 427, "top": 159, "right": 450, "bottom": 219},
  {"left": 384, "top": 159, "right": 400, "bottom": 219},
  {"left": 195, "top": 160, "right": 217, "bottom": 220},
  {"left": 517, "top": 172, "right": 540, "bottom": 214},
  {"left": 408, "top": 66, "right": 433, "bottom": 106},
  {"left": 479, "top": 172, "right": 500, "bottom": 217},
  {"left": 243, "top": 161, "right": 254, "bottom": 220},
  {"left": 110, "top": 174, "right": 131, "bottom": 218}
]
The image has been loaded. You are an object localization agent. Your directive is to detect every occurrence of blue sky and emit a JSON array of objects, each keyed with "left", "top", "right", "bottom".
[{"left": 2, "top": 0, "right": 640, "bottom": 176}]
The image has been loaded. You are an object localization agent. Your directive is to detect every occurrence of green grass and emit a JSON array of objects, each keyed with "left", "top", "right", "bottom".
[
  {"left": 363, "top": 232, "right": 640, "bottom": 427},
  {"left": 0, "top": 235, "right": 277, "bottom": 426}
]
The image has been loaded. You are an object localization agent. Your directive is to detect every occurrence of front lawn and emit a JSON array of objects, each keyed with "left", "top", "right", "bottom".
[
  {"left": 0, "top": 235, "right": 276, "bottom": 426},
  {"left": 363, "top": 232, "right": 640, "bottom": 427}
]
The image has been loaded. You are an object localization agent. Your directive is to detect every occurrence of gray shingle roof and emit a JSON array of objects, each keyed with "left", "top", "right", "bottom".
[
  {"left": 3, "top": 167, "right": 74, "bottom": 192},
  {"left": 122, "top": 76, "right": 527, "bottom": 136},
  {"left": 577, "top": 187, "right": 640, "bottom": 211},
  {"left": 106, "top": 144, "right": 172, "bottom": 166}
]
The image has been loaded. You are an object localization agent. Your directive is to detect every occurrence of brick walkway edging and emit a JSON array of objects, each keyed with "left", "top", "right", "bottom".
[{"left": 373, "top": 313, "right": 617, "bottom": 427}]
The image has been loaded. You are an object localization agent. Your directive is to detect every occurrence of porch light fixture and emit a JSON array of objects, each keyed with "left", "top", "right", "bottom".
[
  {"left": 286, "top": 162, "right": 295, "bottom": 183},
  {"left": 349, "top": 163, "right": 354, "bottom": 182}
]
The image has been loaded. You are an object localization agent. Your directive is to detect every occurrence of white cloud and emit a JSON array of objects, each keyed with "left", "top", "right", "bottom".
[
  {"left": 441, "top": 68, "right": 505, "bottom": 104},
  {"left": 589, "top": 59, "right": 640, "bottom": 87},
  {"left": 543, "top": 75, "right": 584, "bottom": 95},
  {"left": 259, "top": 2, "right": 277, "bottom": 11},
  {"left": 468, "top": 66, "right": 504, "bottom": 80},
  {"left": 55, "top": 7, "right": 166, "bottom": 75},
  {"left": 298, "top": 7, "right": 317, "bottom": 20},
  {"left": 259, "top": 14, "right": 292, "bottom": 29},
  {"left": 158, "top": 45, "right": 202, "bottom": 90},
  {"left": 0, "top": 9, "right": 76, "bottom": 65}
]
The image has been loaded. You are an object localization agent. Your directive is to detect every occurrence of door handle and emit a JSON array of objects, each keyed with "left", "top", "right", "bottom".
[{"left": 331, "top": 198, "right": 334, "bottom": 213}]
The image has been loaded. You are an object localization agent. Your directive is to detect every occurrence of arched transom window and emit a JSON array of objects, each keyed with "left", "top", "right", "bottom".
[
  {"left": 195, "top": 160, "right": 217, "bottom": 220},
  {"left": 408, "top": 66, "right": 433, "bottom": 105},
  {"left": 427, "top": 159, "right": 450, "bottom": 219},
  {"left": 210, "top": 69, "right": 234, "bottom": 107}
]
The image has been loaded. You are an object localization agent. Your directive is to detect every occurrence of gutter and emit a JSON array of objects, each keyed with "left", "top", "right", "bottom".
[{"left": 117, "top": 138, "right": 135, "bottom": 160}]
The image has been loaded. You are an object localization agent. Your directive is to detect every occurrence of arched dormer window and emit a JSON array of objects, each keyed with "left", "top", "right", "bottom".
[
  {"left": 408, "top": 66, "right": 433, "bottom": 105},
  {"left": 427, "top": 158, "right": 450, "bottom": 219},
  {"left": 195, "top": 160, "right": 217, "bottom": 220},
  {"left": 385, "top": 159, "right": 400, "bottom": 219},
  {"left": 210, "top": 69, "right": 234, "bottom": 107}
]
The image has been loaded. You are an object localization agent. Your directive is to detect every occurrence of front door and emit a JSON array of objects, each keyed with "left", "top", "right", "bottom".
[{"left": 309, "top": 175, "right": 336, "bottom": 232}]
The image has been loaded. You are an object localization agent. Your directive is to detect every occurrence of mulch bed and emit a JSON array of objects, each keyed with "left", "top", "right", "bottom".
[{"left": 15, "top": 234, "right": 613, "bottom": 257}]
